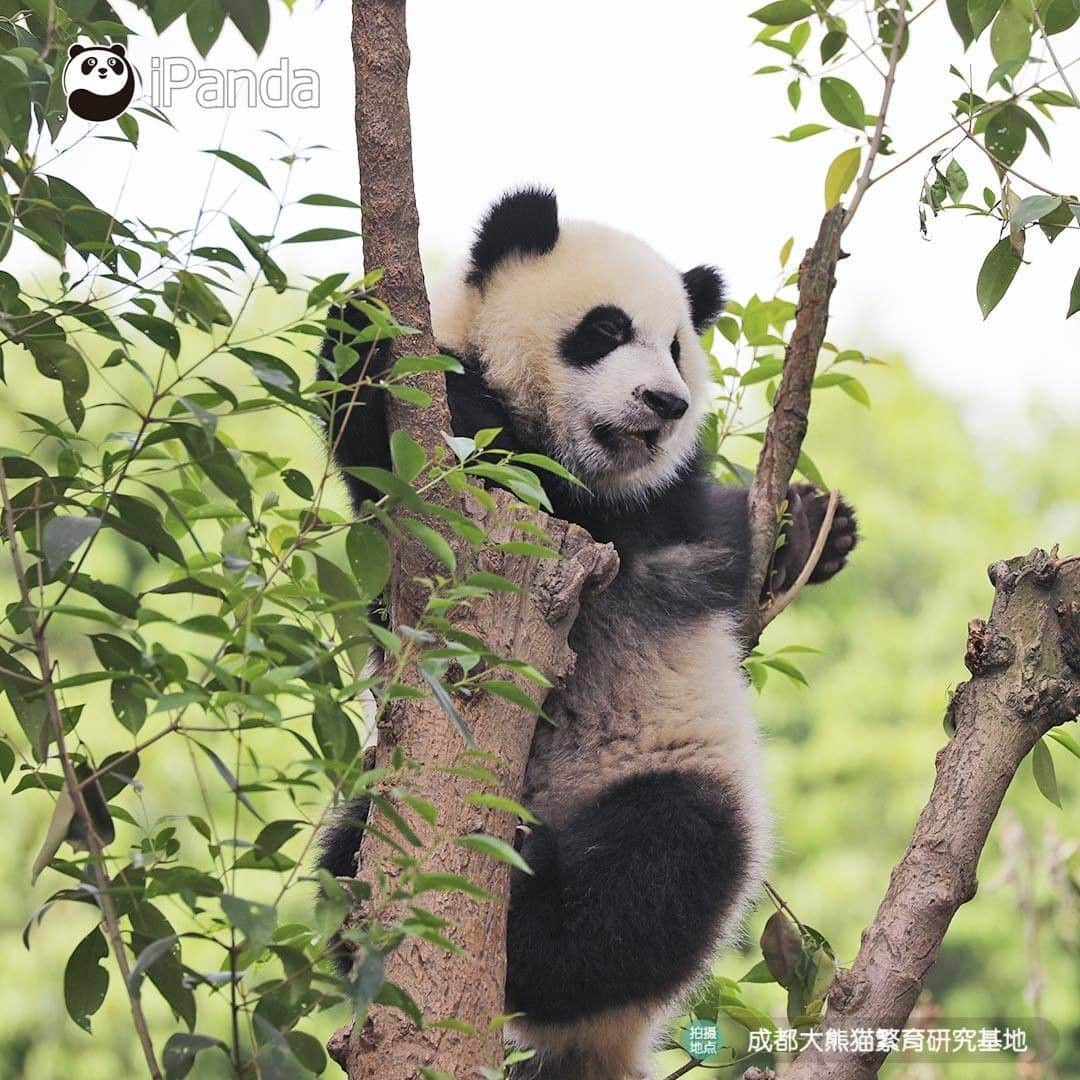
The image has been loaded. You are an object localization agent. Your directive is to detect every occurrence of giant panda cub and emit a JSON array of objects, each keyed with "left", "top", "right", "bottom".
[{"left": 316, "top": 189, "right": 857, "bottom": 1079}]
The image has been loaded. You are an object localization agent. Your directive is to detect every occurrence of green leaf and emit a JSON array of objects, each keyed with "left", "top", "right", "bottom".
[
  {"left": 968, "top": 0, "right": 1004, "bottom": 40},
  {"left": 187, "top": 0, "right": 226, "bottom": 56},
  {"left": 947, "top": 0, "right": 975, "bottom": 47},
  {"left": 482, "top": 678, "right": 542, "bottom": 716},
  {"left": 820, "top": 29, "right": 847, "bottom": 62},
  {"left": 282, "top": 227, "right": 362, "bottom": 244},
  {"left": 192, "top": 245, "right": 244, "bottom": 270},
  {"left": 64, "top": 925, "right": 109, "bottom": 1033},
  {"left": 463, "top": 792, "right": 539, "bottom": 823},
  {"left": 229, "top": 217, "right": 287, "bottom": 293},
  {"left": 820, "top": 77, "right": 866, "bottom": 128},
  {"left": 345, "top": 946, "right": 386, "bottom": 1014},
  {"left": 162, "top": 271, "right": 232, "bottom": 331},
  {"left": 389, "top": 428, "right": 427, "bottom": 482},
  {"left": 43, "top": 515, "right": 100, "bottom": 572},
  {"left": 401, "top": 519, "right": 455, "bottom": 571},
  {"left": 751, "top": 0, "right": 812, "bottom": 23},
  {"left": 945, "top": 158, "right": 969, "bottom": 202},
  {"left": 121, "top": 313, "right": 180, "bottom": 359},
  {"left": 127, "top": 933, "right": 181, "bottom": 999},
  {"left": 202, "top": 149, "right": 270, "bottom": 189},
  {"left": 456, "top": 833, "right": 533, "bottom": 875},
  {"left": 1041, "top": 0, "right": 1080, "bottom": 34},
  {"left": 286, "top": 1030, "right": 326, "bottom": 1075},
  {"left": 117, "top": 113, "right": 139, "bottom": 147},
  {"left": 976, "top": 237, "right": 1022, "bottom": 318},
  {"left": 760, "top": 910, "right": 802, "bottom": 988},
  {"left": 221, "top": 894, "right": 277, "bottom": 954},
  {"left": 195, "top": 743, "right": 262, "bottom": 820},
  {"left": 776, "top": 122, "right": 830, "bottom": 142},
  {"left": 1031, "top": 737, "right": 1061, "bottom": 807},
  {"left": 223, "top": 0, "right": 270, "bottom": 53},
  {"left": 346, "top": 522, "right": 391, "bottom": 598},
  {"left": 984, "top": 103, "right": 1027, "bottom": 167},
  {"left": 722, "top": 1002, "right": 778, "bottom": 1035},
  {"left": 1065, "top": 267, "right": 1080, "bottom": 317},
  {"left": 162, "top": 1033, "right": 227, "bottom": 1080},
  {"left": 1010, "top": 194, "right": 1061, "bottom": 234},
  {"left": 419, "top": 665, "right": 474, "bottom": 747},
  {"left": 298, "top": 193, "right": 363, "bottom": 208},
  {"left": 990, "top": 4, "right": 1032, "bottom": 65},
  {"left": 824, "top": 146, "right": 862, "bottom": 208},
  {"left": 511, "top": 452, "right": 586, "bottom": 488},
  {"left": 391, "top": 353, "right": 464, "bottom": 376},
  {"left": 1047, "top": 727, "right": 1080, "bottom": 760},
  {"left": 0, "top": 741, "right": 14, "bottom": 781},
  {"left": 740, "top": 959, "right": 778, "bottom": 984}
]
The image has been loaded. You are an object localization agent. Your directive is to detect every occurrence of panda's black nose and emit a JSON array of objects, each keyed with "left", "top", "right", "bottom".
[{"left": 641, "top": 389, "right": 688, "bottom": 420}]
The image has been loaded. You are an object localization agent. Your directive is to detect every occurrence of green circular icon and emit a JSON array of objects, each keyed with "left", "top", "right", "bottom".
[{"left": 682, "top": 1019, "right": 724, "bottom": 1060}]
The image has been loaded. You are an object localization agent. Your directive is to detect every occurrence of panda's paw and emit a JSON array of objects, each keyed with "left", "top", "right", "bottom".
[{"left": 770, "top": 484, "right": 858, "bottom": 592}]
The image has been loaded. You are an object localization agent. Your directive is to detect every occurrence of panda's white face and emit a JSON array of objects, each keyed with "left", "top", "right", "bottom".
[
  {"left": 433, "top": 221, "right": 713, "bottom": 502},
  {"left": 64, "top": 48, "right": 129, "bottom": 96}
]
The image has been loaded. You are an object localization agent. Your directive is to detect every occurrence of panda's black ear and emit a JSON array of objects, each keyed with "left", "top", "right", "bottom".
[
  {"left": 682, "top": 265, "right": 727, "bottom": 333},
  {"left": 466, "top": 188, "right": 559, "bottom": 287},
  {"left": 68, "top": 43, "right": 86, "bottom": 57},
  {"left": 109, "top": 43, "right": 127, "bottom": 56}
]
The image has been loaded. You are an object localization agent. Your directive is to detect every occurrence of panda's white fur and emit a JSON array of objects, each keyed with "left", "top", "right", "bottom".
[
  {"left": 316, "top": 189, "right": 856, "bottom": 1080},
  {"left": 432, "top": 221, "right": 710, "bottom": 504}
]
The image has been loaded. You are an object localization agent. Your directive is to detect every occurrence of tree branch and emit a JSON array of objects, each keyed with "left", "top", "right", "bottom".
[
  {"left": 743, "top": 205, "right": 845, "bottom": 639},
  {"left": 784, "top": 548, "right": 1080, "bottom": 1080}
]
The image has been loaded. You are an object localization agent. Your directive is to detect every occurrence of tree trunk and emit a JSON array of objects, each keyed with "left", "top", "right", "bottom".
[{"left": 333, "top": 2, "right": 620, "bottom": 1075}]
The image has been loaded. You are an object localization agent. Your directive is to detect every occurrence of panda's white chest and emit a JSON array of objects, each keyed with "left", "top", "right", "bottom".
[{"left": 529, "top": 614, "right": 766, "bottom": 826}]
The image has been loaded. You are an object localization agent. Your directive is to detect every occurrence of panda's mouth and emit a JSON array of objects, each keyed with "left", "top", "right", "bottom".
[{"left": 591, "top": 421, "right": 663, "bottom": 461}]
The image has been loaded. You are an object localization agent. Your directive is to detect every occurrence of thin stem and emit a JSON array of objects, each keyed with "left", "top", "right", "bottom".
[
  {"left": 844, "top": 3, "right": 907, "bottom": 231},
  {"left": 951, "top": 119, "right": 1060, "bottom": 196},
  {"left": 763, "top": 878, "right": 809, "bottom": 935},
  {"left": 759, "top": 489, "right": 840, "bottom": 629},
  {"left": 1032, "top": 4, "right": 1080, "bottom": 107}
]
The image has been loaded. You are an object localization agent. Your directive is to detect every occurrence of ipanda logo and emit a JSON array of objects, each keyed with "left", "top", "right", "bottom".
[{"left": 63, "top": 42, "right": 138, "bottom": 123}]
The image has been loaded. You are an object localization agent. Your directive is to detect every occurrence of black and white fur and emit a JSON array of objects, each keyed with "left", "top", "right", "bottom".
[{"left": 316, "top": 189, "right": 856, "bottom": 1079}]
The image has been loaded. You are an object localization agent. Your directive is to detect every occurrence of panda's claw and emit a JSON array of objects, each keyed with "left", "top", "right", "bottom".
[{"left": 768, "top": 484, "right": 858, "bottom": 593}]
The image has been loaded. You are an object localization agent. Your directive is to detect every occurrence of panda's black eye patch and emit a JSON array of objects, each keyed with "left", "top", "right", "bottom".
[
  {"left": 559, "top": 305, "right": 633, "bottom": 367},
  {"left": 670, "top": 334, "right": 681, "bottom": 366},
  {"left": 108, "top": 57, "right": 122, "bottom": 71},
  {"left": 82, "top": 57, "right": 97, "bottom": 74}
]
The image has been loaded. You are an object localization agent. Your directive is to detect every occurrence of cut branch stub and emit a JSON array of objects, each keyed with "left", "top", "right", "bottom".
[{"left": 783, "top": 549, "right": 1080, "bottom": 1080}]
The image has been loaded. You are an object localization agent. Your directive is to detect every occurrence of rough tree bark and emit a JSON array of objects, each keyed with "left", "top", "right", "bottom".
[
  {"left": 331, "top": 2, "right": 620, "bottom": 1076},
  {"left": 744, "top": 206, "right": 845, "bottom": 641},
  {"left": 781, "top": 550, "right": 1080, "bottom": 1080}
]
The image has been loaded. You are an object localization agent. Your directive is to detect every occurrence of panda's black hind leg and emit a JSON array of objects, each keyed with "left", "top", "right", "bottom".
[
  {"left": 314, "top": 795, "right": 370, "bottom": 975},
  {"left": 506, "top": 769, "right": 751, "bottom": 1026}
]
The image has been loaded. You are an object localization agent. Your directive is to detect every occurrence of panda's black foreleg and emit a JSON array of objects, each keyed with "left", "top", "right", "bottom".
[
  {"left": 317, "top": 297, "right": 396, "bottom": 511},
  {"left": 505, "top": 769, "right": 750, "bottom": 1026}
]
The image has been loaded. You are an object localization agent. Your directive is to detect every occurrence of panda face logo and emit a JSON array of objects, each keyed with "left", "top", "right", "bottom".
[{"left": 63, "top": 43, "right": 137, "bottom": 122}]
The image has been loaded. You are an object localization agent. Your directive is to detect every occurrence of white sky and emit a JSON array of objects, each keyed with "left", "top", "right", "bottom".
[{"left": 15, "top": 0, "right": 1080, "bottom": 436}]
